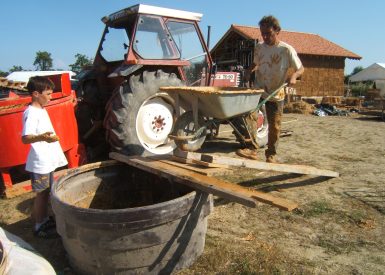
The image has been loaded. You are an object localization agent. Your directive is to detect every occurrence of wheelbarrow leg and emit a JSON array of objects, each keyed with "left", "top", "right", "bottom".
[
  {"left": 227, "top": 114, "right": 259, "bottom": 149},
  {"left": 192, "top": 96, "right": 199, "bottom": 127}
]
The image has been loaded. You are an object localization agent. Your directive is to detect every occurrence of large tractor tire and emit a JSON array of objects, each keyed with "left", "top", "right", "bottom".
[{"left": 104, "top": 70, "right": 183, "bottom": 156}]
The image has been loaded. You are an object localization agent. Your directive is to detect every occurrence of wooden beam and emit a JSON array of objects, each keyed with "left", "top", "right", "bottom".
[
  {"left": 110, "top": 152, "right": 298, "bottom": 211},
  {"left": 202, "top": 154, "right": 339, "bottom": 178},
  {"left": 174, "top": 149, "right": 339, "bottom": 178}
]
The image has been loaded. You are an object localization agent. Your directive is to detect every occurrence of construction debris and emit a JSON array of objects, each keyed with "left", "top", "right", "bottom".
[{"left": 0, "top": 77, "right": 27, "bottom": 91}]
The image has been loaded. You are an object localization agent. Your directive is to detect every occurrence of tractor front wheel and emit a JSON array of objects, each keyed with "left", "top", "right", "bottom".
[{"left": 104, "top": 70, "right": 183, "bottom": 156}]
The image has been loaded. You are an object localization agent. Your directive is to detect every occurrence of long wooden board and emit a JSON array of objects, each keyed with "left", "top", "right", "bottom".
[
  {"left": 174, "top": 149, "right": 339, "bottom": 178},
  {"left": 110, "top": 152, "right": 298, "bottom": 211}
]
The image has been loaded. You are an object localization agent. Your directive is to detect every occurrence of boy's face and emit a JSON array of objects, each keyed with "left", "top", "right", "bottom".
[{"left": 33, "top": 89, "right": 53, "bottom": 107}]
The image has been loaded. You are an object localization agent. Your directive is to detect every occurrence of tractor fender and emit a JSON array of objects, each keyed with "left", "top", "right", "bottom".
[{"left": 108, "top": 64, "right": 144, "bottom": 78}]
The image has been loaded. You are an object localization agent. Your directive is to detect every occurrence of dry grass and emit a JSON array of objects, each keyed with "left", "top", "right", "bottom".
[{"left": 178, "top": 236, "right": 309, "bottom": 274}]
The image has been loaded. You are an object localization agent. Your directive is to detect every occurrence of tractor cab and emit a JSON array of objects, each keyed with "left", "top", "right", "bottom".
[{"left": 93, "top": 4, "right": 212, "bottom": 89}]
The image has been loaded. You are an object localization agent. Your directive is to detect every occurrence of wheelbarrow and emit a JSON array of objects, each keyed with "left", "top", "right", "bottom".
[{"left": 160, "top": 84, "right": 286, "bottom": 152}]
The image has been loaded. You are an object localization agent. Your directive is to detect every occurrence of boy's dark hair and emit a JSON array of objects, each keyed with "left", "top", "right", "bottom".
[
  {"left": 259, "top": 15, "right": 281, "bottom": 32},
  {"left": 27, "top": 76, "right": 55, "bottom": 95}
]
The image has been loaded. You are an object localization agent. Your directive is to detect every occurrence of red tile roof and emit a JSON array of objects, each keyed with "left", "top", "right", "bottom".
[{"left": 218, "top": 24, "right": 361, "bottom": 60}]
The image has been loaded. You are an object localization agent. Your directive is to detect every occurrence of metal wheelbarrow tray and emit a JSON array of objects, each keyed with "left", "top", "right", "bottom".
[{"left": 161, "top": 86, "right": 264, "bottom": 119}]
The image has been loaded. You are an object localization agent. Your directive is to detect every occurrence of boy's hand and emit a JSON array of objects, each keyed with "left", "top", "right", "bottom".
[
  {"left": 22, "top": 132, "right": 60, "bottom": 144},
  {"left": 41, "top": 132, "right": 60, "bottom": 143}
]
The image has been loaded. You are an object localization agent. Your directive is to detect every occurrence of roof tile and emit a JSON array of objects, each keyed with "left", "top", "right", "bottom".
[{"left": 231, "top": 24, "right": 361, "bottom": 60}]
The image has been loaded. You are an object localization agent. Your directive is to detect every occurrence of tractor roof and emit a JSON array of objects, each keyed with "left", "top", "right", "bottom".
[{"left": 102, "top": 4, "right": 203, "bottom": 25}]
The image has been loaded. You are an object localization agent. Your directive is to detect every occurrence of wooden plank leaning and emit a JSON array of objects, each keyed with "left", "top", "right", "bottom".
[
  {"left": 174, "top": 149, "right": 339, "bottom": 178},
  {"left": 110, "top": 152, "right": 298, "bottom": 211}
]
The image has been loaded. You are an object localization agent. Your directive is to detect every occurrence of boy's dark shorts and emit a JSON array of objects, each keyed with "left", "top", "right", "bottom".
[{"left": 30, "top": 172, "right": 54, "bottom": 192}]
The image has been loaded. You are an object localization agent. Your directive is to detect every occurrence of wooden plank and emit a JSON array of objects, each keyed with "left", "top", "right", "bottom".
[
  {"left": 201, "top": 154, "right": 339, "bottom": 178},
  {"left": 4, "top": 179, "right": 32, "bottom": 198},
  {"left": 191, "top": 159, "right": 229, "bottom": 168},
  {"left": 110, "top": 152, "right": 298, "bottom": 211},
  {"left": 174, "top": 149, "right": 339, "bottom": 177},
  {"left": 150, "top": 156, "right": 230, "bottom": 176},
  {"left": 173, "top": 149, "right": 202, "bottom": 161}
]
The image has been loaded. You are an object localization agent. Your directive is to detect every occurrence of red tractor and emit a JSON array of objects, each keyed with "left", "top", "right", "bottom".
[
  {"left": 76, "top": 4, "right": 268, "bottom": 160},
  {"left": 0, "top": 4, "right": 268, "bottom": 195}
]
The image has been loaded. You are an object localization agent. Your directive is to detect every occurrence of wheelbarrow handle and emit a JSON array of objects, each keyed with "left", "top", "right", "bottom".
[{"left": 255, "top": 83, "right": 288, "bottom": 110}]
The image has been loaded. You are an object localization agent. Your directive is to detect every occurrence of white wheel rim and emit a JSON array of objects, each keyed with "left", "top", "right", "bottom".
[
  {"left": 256, "top": 110, "right": 268, "bottom": 138},
  {"left": 136, "top": 95, "right": 176, "bottom": 154}
]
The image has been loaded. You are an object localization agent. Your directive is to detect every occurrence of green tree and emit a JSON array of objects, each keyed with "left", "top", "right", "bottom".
[
  {"left": 69, "top": 54, "right": 93, "bottom": 74},
  {"left": 0, "top": 70, "right": 8, "bottom": 77},
  {"left": 345, "top": 66, "right": 364, "bottom": 84},
  {"left": 33, "top": 51, "right": 53, "bottom": 70},
  {"left": 351, "top": 66, "right": 364, "bottom": 75},
  {"left": 9, "top": 65, "right": 24, "bottom": 73}
]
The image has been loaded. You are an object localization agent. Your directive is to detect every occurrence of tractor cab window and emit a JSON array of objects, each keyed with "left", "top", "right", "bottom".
[
  {"left": 134, "top": 15, "right": 179, "bottom": 59},
  {"left": 99, "top": 26, "right": 130, "bottom": 62},
  {"left": 166, "top": 21, "right": 208, "bottom": 86}
]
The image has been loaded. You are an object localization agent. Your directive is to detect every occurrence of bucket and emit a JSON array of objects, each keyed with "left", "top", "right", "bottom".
[{"left": 51, "top": 160, "right": 212, "bottom": 274}]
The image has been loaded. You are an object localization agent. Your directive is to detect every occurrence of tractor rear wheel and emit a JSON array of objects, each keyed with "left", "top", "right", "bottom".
[{"left": 104, "top": 70, "right": 183, "bottom": 156}]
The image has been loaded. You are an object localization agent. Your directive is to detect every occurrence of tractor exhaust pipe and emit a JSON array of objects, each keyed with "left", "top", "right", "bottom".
[{"left": 207, "top": 25, "right": 211, "bottom": 49}]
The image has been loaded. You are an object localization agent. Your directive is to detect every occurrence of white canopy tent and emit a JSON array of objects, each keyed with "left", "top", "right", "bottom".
[
  {"left": 349, "top": 63, "right": 385, "bottom": 82},
  {"left": 349, "top": 63, "right": 385, "bottom": 97}
]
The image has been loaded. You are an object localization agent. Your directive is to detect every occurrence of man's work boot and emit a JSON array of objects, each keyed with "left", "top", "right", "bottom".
[
  {"left": 236, "top": 148, "right": 258, "bottom": 160},
  {"left": 266, "top": 154, "right": 279, "bottom": 163}
]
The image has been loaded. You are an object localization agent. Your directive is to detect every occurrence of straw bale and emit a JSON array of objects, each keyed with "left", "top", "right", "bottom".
[{"left": 284, "top": 101, "right": 315, "bottom": 114}]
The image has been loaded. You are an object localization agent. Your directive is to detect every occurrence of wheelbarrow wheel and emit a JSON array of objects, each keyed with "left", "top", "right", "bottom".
[
  {"left": 253, "top": 105, "right": 269, "bottom": 147},
  {"left": 104, "top": 70, "right": 183, "bottom": 156},
  {"left": 230, "top": 105, "right": 268, "bottom": 148},
  {"left": 173, "top": 111, "right": 207, "bottom": 152}
]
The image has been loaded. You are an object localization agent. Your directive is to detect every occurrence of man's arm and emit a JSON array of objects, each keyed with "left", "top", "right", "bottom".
[
  {"left": 288, "top": 66, "right": 304, "bottom": 86},
  {"left": 22, "top": 132, "right": 60, "bottom": 144},
  {"left": 244, "top": 63, "right": 258, "bottom": 82}
]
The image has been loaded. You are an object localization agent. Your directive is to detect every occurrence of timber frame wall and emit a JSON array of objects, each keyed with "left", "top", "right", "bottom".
[{"left": 211, "top": 32, "right": 346, "bottom": 97}]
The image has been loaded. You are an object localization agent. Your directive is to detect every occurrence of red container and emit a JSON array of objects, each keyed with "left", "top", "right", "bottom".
[{"left": 0, "top": 73, "right": 86, "bottom": 189}]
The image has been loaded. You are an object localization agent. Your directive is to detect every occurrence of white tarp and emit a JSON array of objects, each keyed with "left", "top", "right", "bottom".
[
  {"left": 0, "top": 227, "right": 56, "bottom": 274},
  {"left": 349, "top": 63, "right": 385, "bottom": 82}
]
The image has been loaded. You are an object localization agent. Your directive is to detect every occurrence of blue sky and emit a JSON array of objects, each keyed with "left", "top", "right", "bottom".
[{"left": 1, "top": 0, "right": 383, "bottom": 75}]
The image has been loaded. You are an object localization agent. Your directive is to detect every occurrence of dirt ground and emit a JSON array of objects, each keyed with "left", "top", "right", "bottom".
[{"left": 1, "top": 111, "right": 385, "bottom": 274}]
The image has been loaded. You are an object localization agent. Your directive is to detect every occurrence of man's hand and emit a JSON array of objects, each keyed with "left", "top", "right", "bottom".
[
  {"left": 288, "top": 75, "right": 298, "bottom": 86},
  {"left": 287, "top": 66, "right": 304, "bottom": 86}
]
